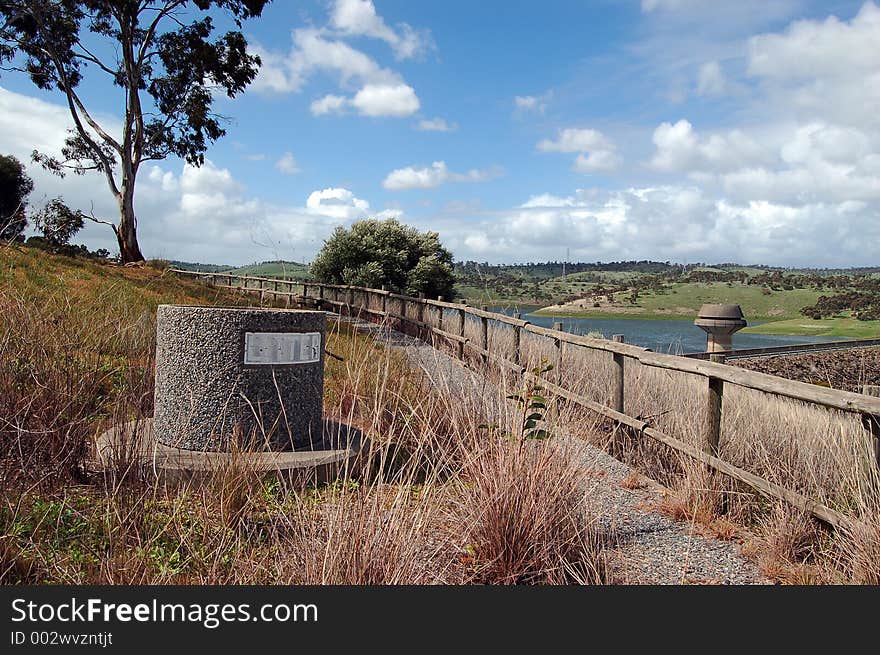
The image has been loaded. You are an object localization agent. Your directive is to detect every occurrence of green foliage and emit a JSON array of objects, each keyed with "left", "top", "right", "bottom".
[
  {"left": 0, "top": 1, "right": 270, "bottom": 262},
  {"left": 33, "top": 197, "right": 85, "bottom": 247},
  {"left": 311, "top": 217, "right": 456, "bottom": 299},
  {"left": 506, "top": 361, "right": 555, "bottom": 441},
  {"left": 0, "top": 153, "right": 33, "bottom": 240}
]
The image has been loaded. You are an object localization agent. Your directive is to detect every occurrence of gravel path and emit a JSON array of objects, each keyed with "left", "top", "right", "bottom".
[{"left": 343, "top": 317, "right": 767, "bottom": 585}]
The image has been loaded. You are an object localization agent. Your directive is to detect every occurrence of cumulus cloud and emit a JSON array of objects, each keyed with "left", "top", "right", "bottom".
[
  {"left": 416, "top": 117, "right": 458, "bottom": 132},
  {"left": 310, "top": 94, "right": 348, "bottom": 115},
  {"left": 649, "top": 119, "right": 772, "bottom": 173},
  {"left": 537, "top": 128, "right": 621, "bottom": 172},
  {"left": 382, "top": 161, "right": 499, "bottom": 191},
  {"left": 746, "top": 1, "right": 880, "bottom": 128},
  {"left": 250, "top": 3, "right": 428, "bottom": 119},
  {"left": 330, "top": 0, "right": 431, "bottom": 60},
  {"left": 351, "top": 83, "right": 420, "bottom": 117},
  {"left": 440, "top": 184, "right": 880, "bottom": 267},
  {"left": 275, "top": 152, "right": 301, "bottom": 175},
  {"left": 305, "top": 187, "right": 370, "bottom": 219},
  {"left": 0, "top": 87, "right": 385, "bottom": 265}
]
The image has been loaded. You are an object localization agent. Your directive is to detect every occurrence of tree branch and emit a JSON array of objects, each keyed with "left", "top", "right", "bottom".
[
  {"left": 68, "top": 87, "right": 123, "bottom": 154},
  {"left": 85, "top": 203, "right": 119, "bottom": 236}
]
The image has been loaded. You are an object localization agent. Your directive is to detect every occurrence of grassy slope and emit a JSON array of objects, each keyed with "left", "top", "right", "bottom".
[
  {"left": 226, "top": 261, "right": 312, "bottom": 279},
  {"left": 616, "top": 282, "right": 820, "bottom": 320},
  {"left": 2, "top": 247, "right": 243, "bottom": 311},
  {"left": 535, "top": 282, "right": 821, "bottom": 319},
  {"left": 740, "top": 316, "right": 880, "bottom": 338}
]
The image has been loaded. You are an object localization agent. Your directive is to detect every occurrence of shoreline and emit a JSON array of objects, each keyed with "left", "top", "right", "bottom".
[{"left": 525, "top": 309, "right": 880, "bottom": 338}]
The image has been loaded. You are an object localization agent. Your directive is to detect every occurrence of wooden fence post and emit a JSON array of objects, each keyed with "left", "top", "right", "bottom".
[
  {"left": 346, "top": 287, "right": 354, "bottom": 317},
  {"left": 458, "top": 307, "right": 466, "bottom": 360},
  {"left": 512, "top": 312, "right": 522, "bottom": 369},
  {"left": 862, "top": 414, "right": 880, "bottom": 470},
  {"left": 612, "top": 334, "right": 625, "bottom": 414},
  {"left": 706, "top": 352, "right": 726, "bottom": 460},
  {"left": 381, "top": 286, "right": 387, "bottom": 319},
  {"left": 437, "top": 297, "right": 444, "bottom": 335},
  {"left": 481, "top": 306, "right": 490, "bottom": 368},
  {"left": 418, "top": 293, "right": 425, "bottom": 338},
  {"left": 552, "top": 321, "right": 564, "bottom": 382}
]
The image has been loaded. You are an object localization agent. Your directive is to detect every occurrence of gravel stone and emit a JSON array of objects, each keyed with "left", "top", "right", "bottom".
[{"left": 342, "top": 315, "right": 769, "bottom": 585}]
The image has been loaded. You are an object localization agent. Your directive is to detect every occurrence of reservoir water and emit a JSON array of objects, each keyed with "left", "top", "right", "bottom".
[{"left": 490, "top": 307, "right": 844, "bottom": 354}]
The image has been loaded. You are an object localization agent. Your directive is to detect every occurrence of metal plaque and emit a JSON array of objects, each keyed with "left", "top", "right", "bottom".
[{"left": 244, "top": 332, "right": 321, "bottom": 365}]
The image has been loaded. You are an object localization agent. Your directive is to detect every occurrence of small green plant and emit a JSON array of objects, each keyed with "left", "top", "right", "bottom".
[{"left": 507, "top": 361, "right": 554, "bottom": 441}]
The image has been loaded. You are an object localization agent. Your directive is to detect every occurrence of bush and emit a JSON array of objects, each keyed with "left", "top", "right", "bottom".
[
  {"left": 33, "top": 198, "right": 85, "bottom": 248},
  {"left": 311, "top": 218, "right": 456, "bottom": 299},
  {"left": 0, "top": 153, "right": 33, "bottom": 241}
]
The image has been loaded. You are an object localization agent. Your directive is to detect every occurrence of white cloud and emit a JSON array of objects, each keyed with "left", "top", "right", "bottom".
[
  {"left": 249, "top": 4, "right": 427, "bottom": 120},
  {"left": 351, "top": 83, "right": 420, "bottom": 117},
  {"left": 382, "top": 161, "right": 499, "bottom": 191},
  {"left": 748, "top": 3, "right": 880, "bottom": 81},
  {"left": 746, "top": 1, "right": 880, "bottom": 128},
  {"left": 537, "top": 128, "right": 621, "bottom": 172},
  {"left": 417, "top": 117, "right": 458, "bottom": 132},
  {"left": 573, "top": 152, "right": 622, "bottom": 173},
  {"left": 440, "top": 184, "right": 880, "bottom": 267},
  {"left": 514, "top": 93, "right": 551, "bottom": 114},
  {"left": 649, "top": 119, "right": 771, "bottom": 172},
  {"left": 538, "top": 128, "right": 612, "bottom": 153},
  {"left": 305, "top": 187, "right": 370, "bottom": 219},
  {"left": 0, "top": 87, "right": 386, "bottom": 265},
  {"left": 697, "top": 60, "right": 726, "bottom": 96},
  {"left": 310, "top": 94, "right": 348, "bottom": 115},
  {"left": 330, "top": 0, "right": 431, "bottom": 60},
  {"left": 275, "top": 152, "right": 301, "bottom": 175}
]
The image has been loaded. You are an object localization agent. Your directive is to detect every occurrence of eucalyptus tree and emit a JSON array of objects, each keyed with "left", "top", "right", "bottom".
[{"left": 0, "top": 1, "right": 270, "bottom": 262}]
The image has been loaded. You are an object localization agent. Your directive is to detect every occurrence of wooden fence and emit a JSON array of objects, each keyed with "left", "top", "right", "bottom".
[{"left": 173, "top": 269, "right": 880, "bottom": 531}]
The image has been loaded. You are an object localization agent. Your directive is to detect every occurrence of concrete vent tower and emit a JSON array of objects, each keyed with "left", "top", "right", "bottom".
[{"left": 694, "top": 303, "right": 747, "bottom": 353}]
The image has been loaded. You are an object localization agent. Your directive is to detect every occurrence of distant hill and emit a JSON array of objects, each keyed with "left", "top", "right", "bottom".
[
  {"left": 167, "top": 260, "right": 231, "bottom": 272},
  {"left": 226, "top": 260, "right": 312, "bottom": 279},
  {"left": 169, "top": 259, "right": 312, "bottom": 280}
]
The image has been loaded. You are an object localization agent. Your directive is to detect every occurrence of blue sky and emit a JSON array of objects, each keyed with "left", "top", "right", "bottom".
[{"left": 1, "top": 0, "right": 879, "bottom": 266}]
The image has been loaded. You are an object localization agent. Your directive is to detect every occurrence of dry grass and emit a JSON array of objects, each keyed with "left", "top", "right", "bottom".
[
  {"left": 446, "top": 312, "right": 880, "bottom": 583},
  {"left": 367, "top": 298, "right": 880, "bottom": 583},
  {"left": 0, "top": 247, "right": 610, "bottom": 585},
  {"left": 452, "top": 436, "right": 609, "bottom": 585}
]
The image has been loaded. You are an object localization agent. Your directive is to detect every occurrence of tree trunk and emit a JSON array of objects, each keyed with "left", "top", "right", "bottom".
[{"left": 116, "top": 182, "right": 144, "bottom": 263}]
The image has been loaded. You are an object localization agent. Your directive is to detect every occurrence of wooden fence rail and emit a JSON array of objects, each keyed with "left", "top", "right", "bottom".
[{"left": 172, "top": 268, "right": 880, "bottom": 530}]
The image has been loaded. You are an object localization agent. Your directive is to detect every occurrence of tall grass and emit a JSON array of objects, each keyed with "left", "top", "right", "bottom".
[
  {"left": 0, "top": 249, "right": 609, "bottom": 584},
  {"left": 432, "top": 309, "right": 880, "bottom": 583}
]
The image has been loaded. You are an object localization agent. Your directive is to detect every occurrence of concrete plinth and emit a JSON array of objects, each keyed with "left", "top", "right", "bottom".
[
  {"left": 93, "top": 419, "right": 362, "bottom": 484},
  {"left": 694, "top": 303, "right": 747, "bottom": 354},
  {"left": 154, "top": 305, "right": 325, "bottom": 451}
]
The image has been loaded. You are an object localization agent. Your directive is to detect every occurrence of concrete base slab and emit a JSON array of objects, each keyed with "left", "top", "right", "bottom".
[{"left": 92, "top": 418, "right": 363, "bottom": 484}]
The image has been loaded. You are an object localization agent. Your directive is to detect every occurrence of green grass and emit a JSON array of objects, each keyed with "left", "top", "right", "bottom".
[
  {"left": 225, "top": 261, "right": 312, "bottom": 279},
  {"left": 1, "top": 246, "right": 243, "bottom": 312},
  {"left": 742, "top": 316, "right": 880, "bottom": 338},
  {"left": 629, "top": 282, "right": 821, "bottom": 320},
  {"left": 538, "top": 282, "right": 822, "bottom": 322}
]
